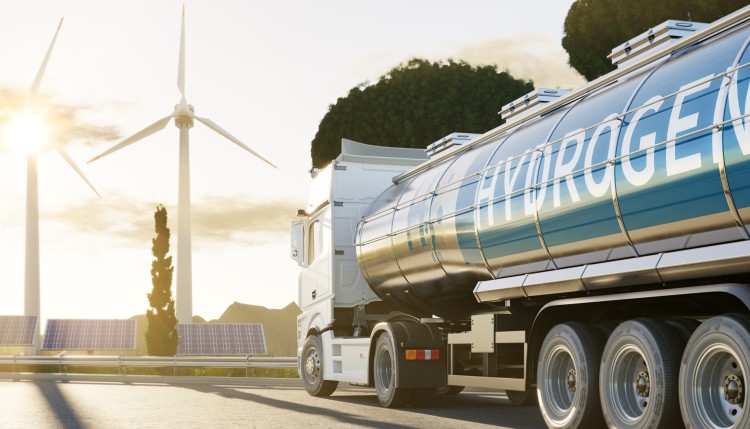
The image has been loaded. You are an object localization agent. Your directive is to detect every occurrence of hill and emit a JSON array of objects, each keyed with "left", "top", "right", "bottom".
[
  {"left": 212, "top": 301, "right": 301, "bottom": 356},
  {"left": 130, "top": 302, "right": 300, "bottom": 357}
]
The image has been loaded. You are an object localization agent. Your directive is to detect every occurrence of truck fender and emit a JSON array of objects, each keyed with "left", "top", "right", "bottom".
[
  {"left": 368, "top": 321, "right": 447, "bottom": 389},
  {"left": 303, "top": 313, "right": 330, "bottom": 339}
]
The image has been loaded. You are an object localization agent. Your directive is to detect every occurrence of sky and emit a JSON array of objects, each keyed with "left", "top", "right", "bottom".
[{"left": 0, "top": 0, "right": 584, "bottom": 323}]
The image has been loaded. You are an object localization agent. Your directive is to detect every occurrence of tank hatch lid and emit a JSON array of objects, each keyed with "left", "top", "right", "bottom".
[
  {"left": 499, "top": 88, "right": 571, "bottom": 124},
  {"left": 338, "top": 138, "right": 428, "bottom": 166},
  {"left": 609, "top": 20, "right": 708, "bottom": 68},
  {"left": 425, "top": 132, "right": 481, "bottom": 159}
]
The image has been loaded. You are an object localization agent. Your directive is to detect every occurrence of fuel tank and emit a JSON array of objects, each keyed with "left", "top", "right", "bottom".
[{"left": 356, "top": 11, "right": 750, "bottom": 320}]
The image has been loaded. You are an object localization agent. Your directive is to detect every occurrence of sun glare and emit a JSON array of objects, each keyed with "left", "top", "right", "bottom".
[{"left": 5, "top": 111, "right": 48, "bottom": 153}]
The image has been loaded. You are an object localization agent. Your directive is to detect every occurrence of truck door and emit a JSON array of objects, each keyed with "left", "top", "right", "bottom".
[{"left": 299, "top": 208, "right": 331, "bottom": 309}]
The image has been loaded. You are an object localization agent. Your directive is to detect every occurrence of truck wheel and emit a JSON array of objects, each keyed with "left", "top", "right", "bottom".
[
  {"left": 599, "top": 318, "right": 682, "bottom": 429},
  {"left": 506, "top": 389, "right": 537, "bottom": 406},
  {"left": 374, "top": 332, "right": 413, "bottom": 408},
  {"left": 537, "top": 322, "right": 605, "bottom": 429},
  {"left": 300, "top": 335, "right": 338, "bottom": 397},
  {"left": 679, "top": 314, "right": 750, "bottom": 429}
]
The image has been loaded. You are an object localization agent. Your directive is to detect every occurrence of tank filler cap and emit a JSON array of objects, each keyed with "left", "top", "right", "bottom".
[
  {"left": 499, "top": 88, "right": 571, "bottom": 124},
  {"left": 609, "top": 20, "right": 708, "bottom": 68}
]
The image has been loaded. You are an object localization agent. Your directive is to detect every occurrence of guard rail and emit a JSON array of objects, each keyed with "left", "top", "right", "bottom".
[{"left": 0, "top": 354, "right": 297, "bottom": 376}]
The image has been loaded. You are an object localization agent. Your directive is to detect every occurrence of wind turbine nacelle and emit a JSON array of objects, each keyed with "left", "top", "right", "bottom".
[{"left": 174, "top": 103, "right": 195, "bottom": 128}]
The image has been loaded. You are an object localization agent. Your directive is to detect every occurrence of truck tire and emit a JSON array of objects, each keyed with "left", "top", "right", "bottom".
[
  {"left": 373, "top": 332, "right": 413, "bottom": 408},
  {"left": 599, "top": 318, "right": 682, "bottom": 429},
  {"left": 679, "top": 313, "right": 750, "bottom": 429},
  {"left": 300, "top": 335, "right": 338, "bottom": 397},
  {"left": 537, "top": 322, "right": 605, "bottom": 429}
]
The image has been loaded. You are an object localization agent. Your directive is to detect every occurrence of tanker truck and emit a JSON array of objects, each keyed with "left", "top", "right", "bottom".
[{"left": 293, "top": 6, "right": 750, "bottom": 428}]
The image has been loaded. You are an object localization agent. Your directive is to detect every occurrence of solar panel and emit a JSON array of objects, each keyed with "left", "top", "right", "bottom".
[
  {"left": 41, "top": 319, "right": 137, "bottom": 350},
  {"left": 0, "top": 316, "right": 38, "bottom": 346},
  {"left": 177, "top": 323, "right": 267, "bottom": 356}
]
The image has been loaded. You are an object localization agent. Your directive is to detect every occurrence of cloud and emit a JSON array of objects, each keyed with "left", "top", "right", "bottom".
[
  {"left": 190, "top": 196, "right": 302, "bottom": 243},
  {"left": 45, "top": 194, "right": 303, "bottom": 246},
  {"left": 44, "top": 196, "right": 155, "bottom": 244},
  {"left": 455, "top": 34, "right": 586, "bottom": 90},
  {"left": 0, "top": 88, "right": 120, "bottom": 150}
]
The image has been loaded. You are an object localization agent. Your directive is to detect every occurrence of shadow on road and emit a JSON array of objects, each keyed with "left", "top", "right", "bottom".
[
  {"left": 179, "top": 383, "right": 545, "bottom": 429},
  {"left": 35, "top": 381, "right": 86, "bottom": 429},
  {"left": 324, "top": 389, "right": 545, "bottom": 429},
  {"left": 178, "top": 383, "right": 413, "bottom": 429}
]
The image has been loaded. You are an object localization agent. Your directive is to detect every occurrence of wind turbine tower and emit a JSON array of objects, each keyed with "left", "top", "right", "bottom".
[
  {"left": 89, "top": 5, "right": 276, "bottom": 323},
  {"left": 19, "top": 19, "right": 100, "bottom": 354}
]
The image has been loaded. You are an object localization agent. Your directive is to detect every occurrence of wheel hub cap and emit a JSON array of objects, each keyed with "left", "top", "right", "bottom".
[
  {"left": 725, "top": 374, "right": 744, "bottom": 405},
  {"left": 305, "top": 350, "right": 320, "bottom": 380},
  {"left": 636, "top": 370, "right": 650, "bottom": 397},
  {"left": 567, "top": 369, "right": 577, "bottom": 393}
]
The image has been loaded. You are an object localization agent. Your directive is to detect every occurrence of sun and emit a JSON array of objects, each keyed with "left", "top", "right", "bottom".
[{"left": 4, "top": 111, "right": 48, "bottom": 153}]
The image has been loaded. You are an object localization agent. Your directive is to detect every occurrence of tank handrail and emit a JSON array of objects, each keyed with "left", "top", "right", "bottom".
[
  {"left": 392, "top": 6, "right": 750, "bottom": 185},
  {"left": 361, "top": 63, "right": 748, "bottom": 225},
  {"left": 356, "top": 108, "right": 750, "bottom": 247}
]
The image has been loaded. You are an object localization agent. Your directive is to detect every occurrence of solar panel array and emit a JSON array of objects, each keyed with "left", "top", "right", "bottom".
[
  {"left": 177, "top": 323, "right": 267, "bottom": 356},
  {"left": 0, "top": 316, "right": 38, "bottom": 346},
  {"left": 41, "top": 319, "right": 137, "bottom": 350}
]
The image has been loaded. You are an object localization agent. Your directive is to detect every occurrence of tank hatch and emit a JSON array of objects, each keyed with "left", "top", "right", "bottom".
[
  {"left": 609, "top": 20, "right": 708, "bottom": 68},
  {"left": 425, "top": 132, "right": 480, "bottom": 159},
  {"left": 498, "top": 88, "right": 571, "bottom": 124}
]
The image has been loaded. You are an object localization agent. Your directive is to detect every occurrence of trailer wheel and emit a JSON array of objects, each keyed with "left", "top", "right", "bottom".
[
  {"left": 373, "top": 332, "right": 412, "bottom": 408},
  {"left": 300, "top": 335, "right": 338, "bottom": 397},
  {"left": 680, "top": 314, "right": 750, "bottom": 429},
  {"left": 537, "top": 322, "right": 605, "bottom": 429},
  {"left": 599, "top": 318, "right": 682, "bottom": 429}
]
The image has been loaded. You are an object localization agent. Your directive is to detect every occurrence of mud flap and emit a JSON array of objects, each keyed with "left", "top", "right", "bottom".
[{"left": 370, "top": 321, "right": 447, "bottom": 389}]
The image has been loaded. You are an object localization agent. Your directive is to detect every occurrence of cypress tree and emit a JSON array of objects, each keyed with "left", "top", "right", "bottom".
[{"left": 145, "top": 205, "right": 179, "bottom": 356}]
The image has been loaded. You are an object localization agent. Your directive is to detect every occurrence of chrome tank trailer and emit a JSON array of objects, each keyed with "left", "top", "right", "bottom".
[{"left": 356, "top": 20, "right": 750, "bottom": 320}]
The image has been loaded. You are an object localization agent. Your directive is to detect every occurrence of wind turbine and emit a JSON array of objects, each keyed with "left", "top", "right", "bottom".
[
  {"left": 12, "top": 18, "right": 100, "bottom": 354},
  {"left": 88, "top": 5, "right": 276, "bottom": 324}
]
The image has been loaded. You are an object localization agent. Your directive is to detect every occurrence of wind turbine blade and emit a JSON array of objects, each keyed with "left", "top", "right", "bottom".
[
  {"left": 88, "top": 115, "right": 173, "bottom": 163},
  {"left": 30, "top": 17, "right": 64, "bottom": 97},
  {"left": 55, "top": 146, "right": 100, "bottom": 197},
  {"left": 194, "top": 116, "right": 277, "bottom": 169},
  {"left": 177, "top": 3, "right": 186, "bottom": 99}
]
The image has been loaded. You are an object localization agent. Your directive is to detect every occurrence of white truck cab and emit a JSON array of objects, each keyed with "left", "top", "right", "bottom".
[{"left": 292, "top": 139, "right": 428, "bottom": 386}]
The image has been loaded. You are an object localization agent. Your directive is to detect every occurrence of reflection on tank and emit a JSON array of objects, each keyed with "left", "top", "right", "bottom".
[{"left": 357, "top": 24, "right": 750, "bottom": 319}]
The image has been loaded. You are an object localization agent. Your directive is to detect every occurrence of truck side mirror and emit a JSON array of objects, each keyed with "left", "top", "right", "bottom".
[{"left": 291, "top": 220, "right": 306, "bottom": 266}]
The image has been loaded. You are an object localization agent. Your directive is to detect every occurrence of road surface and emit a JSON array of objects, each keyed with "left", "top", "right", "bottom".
[{"left": 0, "top": 377, "right": 546, "bottom": 428}]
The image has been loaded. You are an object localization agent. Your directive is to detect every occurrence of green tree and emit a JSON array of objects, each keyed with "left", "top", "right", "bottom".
[
  {"left": 563, "top": 0, "right": 750, "bottom": 81},
  {"left": 310, "top": 58, "right": 533, "bottom": 168},
  {"left": 145, "top": 205, "right": 178, "bottom": 356}
]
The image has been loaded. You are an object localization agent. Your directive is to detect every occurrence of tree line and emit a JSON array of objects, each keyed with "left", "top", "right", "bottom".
[{"left": 311, "top": 0, "right": 750, "bottom": 168}]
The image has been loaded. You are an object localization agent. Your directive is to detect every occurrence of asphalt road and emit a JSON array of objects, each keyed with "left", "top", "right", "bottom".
[{"left": 0, "top": 378, "right": 547, "bottom": 429}]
